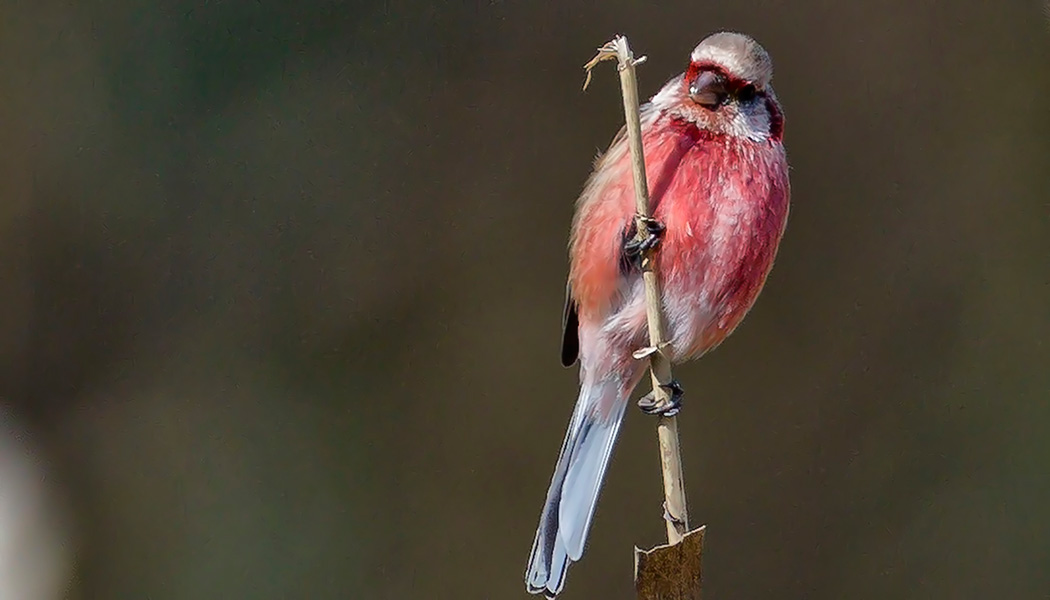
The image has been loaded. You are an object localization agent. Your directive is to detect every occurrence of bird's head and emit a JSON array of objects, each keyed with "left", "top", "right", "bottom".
[{"left": 653, "top": 32, "right": 784, "bottom": 143}]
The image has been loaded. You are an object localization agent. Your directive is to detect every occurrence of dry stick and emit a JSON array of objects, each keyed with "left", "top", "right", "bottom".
[
  {"left": 584, "top": 35, "right": 690, "bottom": 546},
  {"left": 585, "top": 36, "right": 705, "bottom": 600}
]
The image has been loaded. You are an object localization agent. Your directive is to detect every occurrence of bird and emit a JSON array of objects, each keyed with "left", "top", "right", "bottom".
[{"left": 525, "top": 31, "right": 791, "bottom": 598}]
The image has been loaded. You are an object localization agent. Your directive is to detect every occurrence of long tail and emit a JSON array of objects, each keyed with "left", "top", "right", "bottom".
[{"left": 525, "top": 371, "right": 634, "bottom": 598}]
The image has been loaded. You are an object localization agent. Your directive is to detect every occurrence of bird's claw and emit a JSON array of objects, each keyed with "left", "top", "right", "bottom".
[
  {"left": 637, "top": 379, "right": 684, "bottom": 417},
  {"left": 622, "top": 216, "right": 666, "bottom": 271}
]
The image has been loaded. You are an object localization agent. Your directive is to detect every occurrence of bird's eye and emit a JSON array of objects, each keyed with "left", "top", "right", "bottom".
[{"left": 737, "top": 84, "right": 757, "bottom": 103}]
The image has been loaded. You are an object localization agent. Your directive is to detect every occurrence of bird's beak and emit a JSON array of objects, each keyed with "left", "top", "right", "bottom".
[{"left": 689, "top": 70, "right": 728, "bottom": 110}]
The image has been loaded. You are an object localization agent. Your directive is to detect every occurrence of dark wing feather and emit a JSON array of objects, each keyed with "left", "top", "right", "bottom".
[{"left": 560, "top": 281, "right": 579, "bottom": 367}]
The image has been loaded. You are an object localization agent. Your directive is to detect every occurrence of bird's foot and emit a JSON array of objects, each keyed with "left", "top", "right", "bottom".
[
  {"left": 622, "top": 216, "right": 666, "bottom": 271},
  {"left": 637, "top": 379, "right": 684, "bottom": 417}
]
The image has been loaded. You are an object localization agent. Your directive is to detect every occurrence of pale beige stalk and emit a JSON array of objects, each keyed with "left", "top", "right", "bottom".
[{"left": 583, "top": 36, "right": 689, "bottom": 545}]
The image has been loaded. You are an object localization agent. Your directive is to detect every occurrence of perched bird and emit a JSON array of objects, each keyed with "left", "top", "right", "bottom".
[{"left": 526, "top": 32, "right": 791, "bottom": 598}]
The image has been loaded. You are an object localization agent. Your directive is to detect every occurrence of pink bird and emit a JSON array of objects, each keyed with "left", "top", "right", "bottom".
[{"left": 526, "top": 32, "right": 791, "bottom": 597}]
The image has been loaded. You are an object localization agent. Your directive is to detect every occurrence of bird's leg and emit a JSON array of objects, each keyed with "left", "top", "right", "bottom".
[
  {"left": 636, "top": 379, "right": 684, "bottom": 417},
  {"left": 621, "top": 216, "right": 666, "bottom": 272}
]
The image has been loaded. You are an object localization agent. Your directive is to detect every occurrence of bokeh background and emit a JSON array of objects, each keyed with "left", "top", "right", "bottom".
[{"left": 1, "top": 1, "right": 1049, "bottom": 598}]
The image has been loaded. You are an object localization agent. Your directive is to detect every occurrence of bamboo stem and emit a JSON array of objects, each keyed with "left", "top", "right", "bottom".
[{"left": 584, "top": 36, "right": 690, "bottom": 544}]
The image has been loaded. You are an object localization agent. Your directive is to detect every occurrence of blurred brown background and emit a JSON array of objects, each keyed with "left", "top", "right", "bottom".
[{"left": 1, "top": 1, "right": 1048, "bottom": 599}]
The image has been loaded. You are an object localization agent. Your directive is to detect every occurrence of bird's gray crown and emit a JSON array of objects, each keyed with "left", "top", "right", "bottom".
[{"left": 690, "top": 32, "right": 773, "bottom": 88}]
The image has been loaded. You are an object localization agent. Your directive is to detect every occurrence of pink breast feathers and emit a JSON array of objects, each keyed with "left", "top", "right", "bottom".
[{"left": 653, "top": 117, "right": 790, "bottom": 360}]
